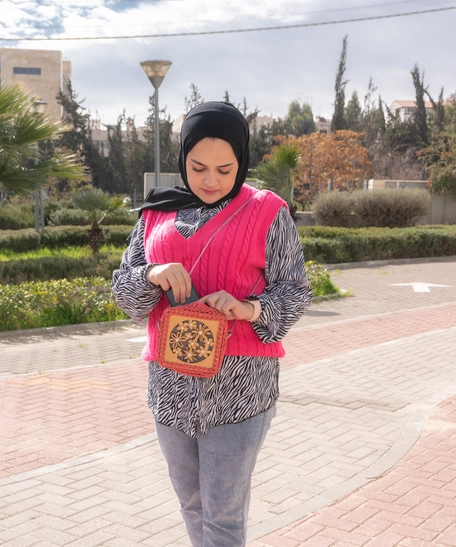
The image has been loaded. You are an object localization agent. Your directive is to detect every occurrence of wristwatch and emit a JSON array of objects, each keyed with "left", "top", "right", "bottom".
[{"left": 243, "top": 297, "right": 262, "bottom": 322}]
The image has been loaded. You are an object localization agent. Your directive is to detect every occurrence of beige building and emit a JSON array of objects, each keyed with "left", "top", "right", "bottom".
[
  {"left": 252, "top": 115, "right": 275, "bottom": 132},
  {"left": 172, "top": 113, "right": 276, "bottom": 140},
  {"left": 0, "top": 47, "right": 71, "bottom": 120},
  {"left": 89, "top": 117, "right": 148, "bottom": 156},
  {"left": 390, "top": 95, "right": 456, "bottom": 123},
  {"left": 390, "top": 100, "right": 433, "bottom": 123},
  {"left": 315, "top": 115, "right": 331, "bottom": 134}
]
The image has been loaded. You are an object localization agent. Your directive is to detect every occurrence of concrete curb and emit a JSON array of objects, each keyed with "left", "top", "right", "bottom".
[
  {"left": 0, "top": 318, "right": 142, "bottom": 342},
  {"left": 312, "top": 289, "right": 349, "bottom": 303},
  {"left": 324, "top": 254, "right": 456, "bottom": 270}
]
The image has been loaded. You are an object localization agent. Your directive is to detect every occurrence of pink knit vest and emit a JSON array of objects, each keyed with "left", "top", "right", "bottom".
[{"left": 142, "top": 185, "right": 287, "bottom": 361}]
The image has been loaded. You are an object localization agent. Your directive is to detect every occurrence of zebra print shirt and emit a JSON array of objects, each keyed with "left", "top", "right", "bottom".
[{"left": 112, "top": 200, "right": 313, "bottom": 438}]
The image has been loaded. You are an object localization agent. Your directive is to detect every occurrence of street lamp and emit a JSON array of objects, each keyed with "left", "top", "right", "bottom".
[
  {"left": 33, "top": 99, "right": 48, "bottom": 234},
  {"left": 140, "top": 60, "right": 172, "bottom": 188}
]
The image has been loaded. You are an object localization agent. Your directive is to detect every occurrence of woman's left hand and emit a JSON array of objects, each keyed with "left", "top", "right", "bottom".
[{"left": 199, "top": 291, "right": 254, "bottom": 321}]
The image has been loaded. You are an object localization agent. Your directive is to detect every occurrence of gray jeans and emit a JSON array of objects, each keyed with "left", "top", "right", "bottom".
[{"left": 155, "top": 405, "right": 276, "bottom": 547}]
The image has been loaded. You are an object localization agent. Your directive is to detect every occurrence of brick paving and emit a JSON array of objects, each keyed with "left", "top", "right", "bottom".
[
  {"left": 0, "top": 359, "right": 152, "bottom": 479},
  {"left": 282, "top": 301, "right": 456, "bottom": 371},
  {"left": 2, "top": 301, "right": 455, "bottom": 479},
  {"left": 248, "top": 396, "right": 456, "bottom": 547},
  {"left": 0, "top": 258, "right": 455, "bottom": 546}
]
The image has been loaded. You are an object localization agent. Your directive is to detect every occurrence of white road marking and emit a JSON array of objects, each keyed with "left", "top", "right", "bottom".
[{"left": 391, "top": 283, "right": 451, "bottom": 293}]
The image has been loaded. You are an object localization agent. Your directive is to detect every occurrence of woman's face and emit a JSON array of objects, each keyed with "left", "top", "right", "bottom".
[{"left": 185, "top": 137, "right": 239, "bottom": 204}]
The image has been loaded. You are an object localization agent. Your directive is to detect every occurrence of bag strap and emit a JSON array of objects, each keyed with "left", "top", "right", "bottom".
[
  {"left": 188, "top": 195, "right": 255, "bottom": 276},
  {"left": 187, "top": 194, "right": 264, "bottom": 335}
]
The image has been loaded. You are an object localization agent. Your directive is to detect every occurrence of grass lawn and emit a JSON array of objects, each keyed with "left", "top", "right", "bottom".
[{"left": 0, "top": 244, "right": 124, "bottom": 261}]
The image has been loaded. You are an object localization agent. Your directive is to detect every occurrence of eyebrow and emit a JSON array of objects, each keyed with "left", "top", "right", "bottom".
[{"left": 190, "top": 158, "right": 235, "bottom": 168}]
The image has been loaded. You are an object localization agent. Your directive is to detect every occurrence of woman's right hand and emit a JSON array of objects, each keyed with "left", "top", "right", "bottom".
[{"left": 147, "top": 263, "right": 192, "bottom": 304}]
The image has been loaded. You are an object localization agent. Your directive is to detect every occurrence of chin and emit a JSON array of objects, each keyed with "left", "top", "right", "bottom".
[{"left": 200, "top": 192, "right": 220, "bottom": 203}]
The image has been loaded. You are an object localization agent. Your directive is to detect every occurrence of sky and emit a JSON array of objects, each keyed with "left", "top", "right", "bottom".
[{"left": 1, "top": 0, "right": 456, "bottom": 127}]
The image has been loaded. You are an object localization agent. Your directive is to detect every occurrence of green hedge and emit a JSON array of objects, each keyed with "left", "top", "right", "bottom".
[
  {"left": 299, "top": 225, "right": 456, "bottom": 263},
  {"left": 0, "top": 265, "right": 339, "bottom": 332},
  {"left": 48, "top": 208, "right": 90, "bottom": 226},
  {"left": 312, "top": 189, "right": 431, "bottom": 228},
  {"left": 0, "top": 229, "right": 41, "bottom": 252},
  {"left": 49, "top": 207, "right": 137, "bottom": 227},
  {"left": 0, "top": 225, "right": 133, "bottom": 252},
  {"left": 0, "top": 202, "right": 136, "bottom": 230},
  {"left": 0, "top": 204, "right": 35, "bottom": 230},
  {"left": 2, "top": 226, "right": 455, "bottom": 284},
  {"left": 0, "top": 253, "right": 123, "bottom": 285}
]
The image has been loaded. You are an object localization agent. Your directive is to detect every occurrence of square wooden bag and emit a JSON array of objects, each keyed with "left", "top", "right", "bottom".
[{"left": 157, "top": 302, "right": 229, "bottom": 378}]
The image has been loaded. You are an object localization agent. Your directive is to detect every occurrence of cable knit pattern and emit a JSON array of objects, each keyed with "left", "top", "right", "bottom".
[{"left": 142, "top": 185, "right": 286, "bottom": 361}]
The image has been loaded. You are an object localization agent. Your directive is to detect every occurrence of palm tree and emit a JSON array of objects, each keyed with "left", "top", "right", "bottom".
[
  {"left": 255, "top": 141, "right": 301, "bottom": 213},
  {"left": 0, "top": 84, "right": 85, "bottom": 196},
  {"left": 73, "top": 188, "right": 125, "bottom": 253}
]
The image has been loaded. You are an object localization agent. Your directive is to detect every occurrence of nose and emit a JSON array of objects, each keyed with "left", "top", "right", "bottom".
[{"left": 203, "top": 172, "right": 217, "bottom": 187}]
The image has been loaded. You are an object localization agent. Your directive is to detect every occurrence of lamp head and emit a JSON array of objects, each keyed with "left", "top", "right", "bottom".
[{"left": 140, "top": 60, "right": 172, "bottom": 89}]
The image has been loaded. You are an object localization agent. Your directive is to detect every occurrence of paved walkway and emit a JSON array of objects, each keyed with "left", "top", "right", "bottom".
[{"left": 0, "top": 259, "right": 455, "bottom": 546}]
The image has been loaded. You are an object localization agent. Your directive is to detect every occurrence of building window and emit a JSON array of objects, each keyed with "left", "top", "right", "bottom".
[{"left": 13, "top": 67, "right": 42, "bottom": 75}]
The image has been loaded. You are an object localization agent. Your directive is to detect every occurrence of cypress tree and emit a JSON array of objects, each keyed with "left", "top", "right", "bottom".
[
  {"left": 56, "top": 82, "right": 110, "bottom": 190},
  {"left": 345, "top": 91, "right": 362, "bottom": 131},
  {"left": 331, "top": 35, "right": 348, "bottom": 132},
  {"left": 411, "top": 64, "right": 429, "bottom": 146}
]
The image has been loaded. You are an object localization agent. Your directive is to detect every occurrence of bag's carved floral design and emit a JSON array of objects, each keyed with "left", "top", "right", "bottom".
[{"left": 169, "top": 320, "right": 215, "bottom": 363}]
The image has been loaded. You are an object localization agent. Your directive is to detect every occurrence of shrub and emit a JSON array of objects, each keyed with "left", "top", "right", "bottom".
[
  {"left": 48, "top": 205, "right": 136, "bottom": 227},
  {"left": 103, "top": 208, "right": 137, "bottom": 226},
  {"left": 102, "top": 225, "right": 133, "bottom": 247},
  {"left": 0, "top": 229, "right": 41, "bottom": 252},
  {"left": 312, "top": 192, "right": 354, "bottom": 227},
  {"left": 0, "top": 265, "right": 339, "bottom": 331},
  {"left": 0, "top": 201, "right": 136, "bottom": 230},
  {"left": 49, "top": 208, "right": 89, "bottom": 226},
  {"left": 41, "top": 225, "right": 132, "bottom": 248},
  {"left": 306, "top": 261, "right": 339, "bottom": 296},
  {"left": 45, "top": 200, "right": 74, "bottom": 215},
  {"left": 0, "top": 277, "right": 128, "bottom": 332},
  {"left": 0, "top": 225, "right": 133, "bottom": 252},
  {"left": 311, "top": 189, "right": 431, "bottom": 228},
  {"left": 0, "top": 204, "right": 35, "bottom": 230},
  {"left": 299, "top": 226, "right": 359, "bottom": 239},
  {"left": 0, "top": 253, "right": 123, "bottom": 285},
  {"left": 353, "top": 189, "right": 431, "bottom": 228},
  {"left": 40, "top": 226, "right": 89, "bottom": 247},
  {"left": 299, "top": 225, "right": 456, "bottom": 263}
]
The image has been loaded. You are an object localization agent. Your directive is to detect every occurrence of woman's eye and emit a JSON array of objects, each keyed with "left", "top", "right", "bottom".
[{"left": 191, "top": 166, "right": 230, "bottom": 175}]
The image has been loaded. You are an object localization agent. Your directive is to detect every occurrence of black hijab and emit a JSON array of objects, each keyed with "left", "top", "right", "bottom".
[{"left": 140, "top": 101, "right": 250, "bottom": 213}]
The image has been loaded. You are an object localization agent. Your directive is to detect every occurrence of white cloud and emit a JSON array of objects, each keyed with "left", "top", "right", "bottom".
[{"left": 1, "top": 0, "right": 455, "bottom": 125}]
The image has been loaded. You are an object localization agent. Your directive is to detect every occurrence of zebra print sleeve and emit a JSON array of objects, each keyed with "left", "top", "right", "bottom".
[
  {"left": 111, "top": 217, "right": 162, "bottom": 322},
  {"left": 252, "top": 206, "right": 313, "bottom": 343}
]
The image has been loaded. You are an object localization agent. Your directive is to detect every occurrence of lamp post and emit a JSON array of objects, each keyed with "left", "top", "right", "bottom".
[
  {"left": 33, "top": 99, "right": 48, "bottom": 234},
  {"left": 140, "top": 60, "right": 172, "bottom": 188}
]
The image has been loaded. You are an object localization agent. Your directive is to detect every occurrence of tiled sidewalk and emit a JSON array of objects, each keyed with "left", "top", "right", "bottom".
[
  {"left": 2, "top": 302, "right": 455, "bottom": 479},
  {"left": 1, "top": 326, "right": 455, "bottom": 546},
  {"left": 0, "top": 259, "right": 455, "bottom": 546},
  {"left": 249, "top": 396, "right": 456, "bottom": 547}
]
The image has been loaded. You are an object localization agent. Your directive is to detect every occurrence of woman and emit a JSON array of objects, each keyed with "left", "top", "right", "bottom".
[{"left": 112, "top": 101, "right": 313, "bottom": 547}]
